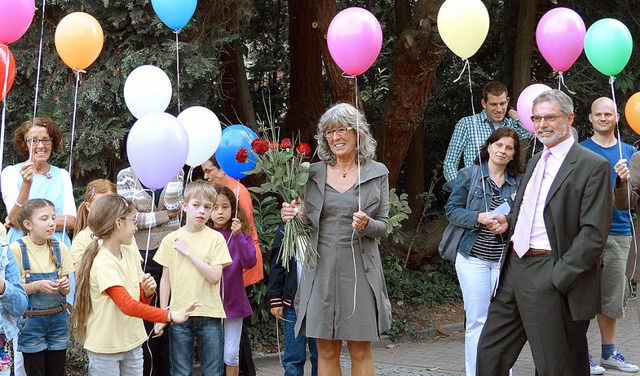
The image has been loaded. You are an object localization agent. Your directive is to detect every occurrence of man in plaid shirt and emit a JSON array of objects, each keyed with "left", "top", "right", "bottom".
[{"left": 443, "top": 81, "right": 532, "bottom": 182}]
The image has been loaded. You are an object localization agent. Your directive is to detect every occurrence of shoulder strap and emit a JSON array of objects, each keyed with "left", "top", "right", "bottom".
[
  {"left": 17, "top": 238, "right": 30, "bottom": 272},
  {"left": 465, "top": 166, "right": 481, "bottom": 207}
]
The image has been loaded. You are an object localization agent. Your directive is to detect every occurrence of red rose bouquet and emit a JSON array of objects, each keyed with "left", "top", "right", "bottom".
[{"left": 235, "top": 131, "right": 317, "bottom": 271}]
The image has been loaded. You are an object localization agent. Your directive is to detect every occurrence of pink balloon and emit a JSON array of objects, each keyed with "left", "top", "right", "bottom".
[
  {"left": 327, "top": 7, "right": 382, "bottom": 76},
  {"left": 536, "top": 7, "right": 586, "bottom": 72},
  {"left": 517, "top": 83, "right": 553, "bottom": 133},
  {"left": 0, "top": 0, "right": 35, "bottom": 44}
]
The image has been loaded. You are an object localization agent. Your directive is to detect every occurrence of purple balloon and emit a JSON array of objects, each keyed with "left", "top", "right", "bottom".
[
  {"left": 536, "top": 7, "right": 586, "bottom": 72},
  {"left": 0, "top": 0, "right": 36, "bottom": 44},
  {"left": 327, "top": 7, "right": 382, "bottom": 76},
  {"left": 127, "top": 112, "right": 189, "bottom": 189},
  {"left": 517, "top": 83, "right": 552, "bottom": 133}
]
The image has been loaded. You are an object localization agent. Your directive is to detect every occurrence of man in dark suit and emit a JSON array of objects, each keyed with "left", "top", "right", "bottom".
[{"left": 476, "top": 89, "right": 613, "bottom": 376}]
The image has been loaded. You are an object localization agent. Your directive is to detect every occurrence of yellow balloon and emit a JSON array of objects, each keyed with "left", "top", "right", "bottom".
[
  {"left": 54, "top": 12, "right": 104, "bottom": 71},
  {"left": 437, "top": 0, "right": 490, "bottom": 60}
]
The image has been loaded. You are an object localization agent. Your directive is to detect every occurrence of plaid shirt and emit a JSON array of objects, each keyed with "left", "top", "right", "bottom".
[{"left": 443, "top": 110, "right": 531, "bottom": 181}]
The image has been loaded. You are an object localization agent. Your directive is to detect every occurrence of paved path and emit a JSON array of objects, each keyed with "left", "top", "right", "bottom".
[{"left": 254, "top": 299, "right": 640, "bottom": 375}]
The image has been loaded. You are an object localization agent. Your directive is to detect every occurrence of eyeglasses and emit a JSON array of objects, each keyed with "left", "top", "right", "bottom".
[
  {"left": 530, "top": 114, "right": 567, "bottom": 124},
  {"left": 25, "top": 137, "right": 52, "bottom": 146},
  {"left": 121, "top": 213, "right": 138, "bottom": 222},
  {"left": 324, "top": 127, "right": 353, "bottom": 138}
]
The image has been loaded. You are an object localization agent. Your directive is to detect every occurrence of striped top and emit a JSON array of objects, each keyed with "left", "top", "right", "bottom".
[{"left": 470, "top": 179, "right": 507, "bottom": 261}]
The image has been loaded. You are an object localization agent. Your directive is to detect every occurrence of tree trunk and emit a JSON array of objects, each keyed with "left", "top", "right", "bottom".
[
  {"left": 313, "top": 0, "right": 356, "bottom": 105},
  {"left": 404, "top": 125, "right": 424, "bottom": 229},
  {"left": 216, "top": 2, "right": 256, "bottom": 128},
  {"left": 394, "top": 0, "right": 412, "bottom": 37},
  {"left": 285, "top": 0, "right": 325, "bottom": 143},
  {"left": 511, "top": 0, "right": 537, "bottom": 103},
  {"left": 376, "top": 0, "right": 446, "bottom": 187}
]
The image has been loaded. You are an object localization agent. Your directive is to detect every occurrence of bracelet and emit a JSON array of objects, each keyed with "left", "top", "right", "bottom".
[{"left": 15, "top": 201, "right": 24, "bottom": 208}]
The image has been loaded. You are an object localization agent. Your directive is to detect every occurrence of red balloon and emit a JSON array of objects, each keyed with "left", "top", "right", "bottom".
[{"left": 0, "top": 44, "right": 16, "bottom": 101}]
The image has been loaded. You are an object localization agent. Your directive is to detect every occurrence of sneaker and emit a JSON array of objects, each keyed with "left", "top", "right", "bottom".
[
  {"left": 590, "top": 355, "right": 606, "bottom": 375},
  {"left": 601, "top": 350, "right": 640, "bottom": 373}
]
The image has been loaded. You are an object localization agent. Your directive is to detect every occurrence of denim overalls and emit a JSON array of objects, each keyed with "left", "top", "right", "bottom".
[{"left": 16, "top": 239, "right": 69, "bottom": 353}]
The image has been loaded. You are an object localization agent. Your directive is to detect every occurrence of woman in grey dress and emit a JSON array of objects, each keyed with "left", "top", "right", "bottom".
[{"left": 281, "top": 103, "right": 392, "bottom": 375}]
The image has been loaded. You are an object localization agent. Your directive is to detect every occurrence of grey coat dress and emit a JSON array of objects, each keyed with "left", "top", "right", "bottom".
[{"left": 294, "top": 160, "right": 392, "bottom": 341}]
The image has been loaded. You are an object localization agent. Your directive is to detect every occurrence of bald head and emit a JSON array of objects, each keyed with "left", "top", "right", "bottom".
[{"left": 589, "top": 97, "right": 618, "bottom": 135}]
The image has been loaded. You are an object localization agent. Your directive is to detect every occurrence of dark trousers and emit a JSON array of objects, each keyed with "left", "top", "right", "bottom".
[
  {"left": 238, "top": 286, "right": 256, "bottom": 376},
  {"left": 23, "top": 350, "right": 66, "bottom": 376},
  {"left": 569, "top": 320, "right": 591, "bottom": 376},
  {"left": 141, "top": 250, "right": 171, "bottom": 376},
  {"left": 477, "top": 253, "right": 573, "bottom": 376}
]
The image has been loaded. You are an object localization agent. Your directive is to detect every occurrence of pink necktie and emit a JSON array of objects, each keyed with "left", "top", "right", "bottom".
[{"left": 512, "top": 149, "right": 551, "bottom": 257}]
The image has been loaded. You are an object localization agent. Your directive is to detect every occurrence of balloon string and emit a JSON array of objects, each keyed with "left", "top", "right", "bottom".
[
  {"left": 1, "top": 50, "right": 9, "bottom": 169},
  {"left": 609, "top": 76, "right": 623, "bottom": 161},
  {"left": 558, "top": 72, "right": 576, "bottom": 95},
  {"left": 453, "top": 59, "right": 469, "bottom": 83},
  {"left": 186, "top": 166, "right": 194, "bottom": 183},
  {"left": 175, "top": 31, "right": 181, "bottom": 113},
  {"left": 67, "top": 71, "right": 81, "bottom": 173},
  {"left": 463, "top": 59, "right": 489, "bottom": 214},
  {"left": 31, "top": 0, "right": 46, "bottom": 129}
]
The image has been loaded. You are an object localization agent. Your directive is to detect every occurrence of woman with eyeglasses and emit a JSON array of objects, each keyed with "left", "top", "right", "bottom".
[
  {"left": 1, "top": 117, "right": 77, "bottom": 246},
  {"left": 0, "top": 116, "right": 77, "bottom": 376},
  {"left": 281, "top": 103, "right": 392, "bottom": 376}
]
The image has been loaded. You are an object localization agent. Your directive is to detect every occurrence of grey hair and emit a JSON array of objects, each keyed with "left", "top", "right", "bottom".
[
  {"left": 533, "top": 89, "right": 574, "bottom": 115},
  {"left": 315, "top": 103, "right": 377, "bottom": 165}
]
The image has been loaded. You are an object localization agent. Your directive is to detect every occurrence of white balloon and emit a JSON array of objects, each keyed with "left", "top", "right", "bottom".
[
  {"left": 177, "top": 106, "right": 222, "bottom": 167},
  {"left": 124, "top": 65, "right": 172, "bottom": 119}
]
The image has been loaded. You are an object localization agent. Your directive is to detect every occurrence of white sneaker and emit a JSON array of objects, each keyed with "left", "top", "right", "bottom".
[
  {"left": 601, "top": 350, "right": 640, "bottom": 373},
  {"left": 590, "top": 355, "right": 605, "bottom": 375}
]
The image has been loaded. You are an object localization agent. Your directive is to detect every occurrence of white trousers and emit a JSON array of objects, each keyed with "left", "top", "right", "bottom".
[{"left": 455, "top": 254, "right": 501, "bottom": 376}]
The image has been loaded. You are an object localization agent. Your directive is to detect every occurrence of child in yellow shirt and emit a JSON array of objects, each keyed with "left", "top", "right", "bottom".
[{"left": 154, "top": 180, "right": 232, "bottom": 376}]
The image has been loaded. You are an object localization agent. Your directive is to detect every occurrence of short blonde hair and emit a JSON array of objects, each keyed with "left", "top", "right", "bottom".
[{"left": 183, "top": 179, "right": 218, "bottom": 204}]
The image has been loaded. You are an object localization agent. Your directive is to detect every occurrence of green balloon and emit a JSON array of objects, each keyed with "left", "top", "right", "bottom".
[{"left": 584, "top": 18, "right": 633, "bottom": 76}]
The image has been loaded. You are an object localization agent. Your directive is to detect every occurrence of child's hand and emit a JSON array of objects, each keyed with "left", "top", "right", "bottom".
[
  {"left": 38, "top": 280, "right": 59, "bottom": 294},
  {"left": 171, "top": 300, "right": 201, "bottom": 324},
  {"left": 153, "top": 322, "right": 167, "bottom": 337},
  {"left": 141, "top": 273, "right": 156, "bottom": 297},
  {"left": 230, "top": 218, "right": 241, "bottom": 235},
  {"left": 270, "top": 307, "right": 283, "bottom": 319},
  {"left": 173, "top": 237, "right": 191, "bottom": 257},
  {"left": 56, "top": 276, "right": 70, "bottom": 295}
]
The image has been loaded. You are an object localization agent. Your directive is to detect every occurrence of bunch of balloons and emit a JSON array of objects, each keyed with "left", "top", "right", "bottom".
[{"left": 124, "top": 65, "right": 222, "bottom": 188}]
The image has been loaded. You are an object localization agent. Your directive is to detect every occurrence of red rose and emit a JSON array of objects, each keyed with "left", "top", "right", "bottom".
[
  {"left": 235, "top": 147, "right": 249, "bottom": 163},
  {"left": 269, "top": 141, "right": 278, "bottom": 150},
  {"left": 279, "top": 138, "right": 293, "bottom": 149},
  {"left": 296, "top": 142, "right": 312, "bottom": 158},
  {"left": 251, "top": 138, "right": 269, "bottom": 155}
]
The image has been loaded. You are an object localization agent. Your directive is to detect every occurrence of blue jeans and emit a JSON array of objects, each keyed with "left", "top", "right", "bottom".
[
  {"left": 170, "top": 317, "right": 223, "bottom": 376},
  {"left": 283, "top": 306, "right": 317, "bottom": 376}
]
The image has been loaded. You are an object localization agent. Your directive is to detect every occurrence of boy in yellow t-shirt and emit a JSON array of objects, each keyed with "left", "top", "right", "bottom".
[{"left": 154, "top": 180, "right": 232, "bottom": 376}]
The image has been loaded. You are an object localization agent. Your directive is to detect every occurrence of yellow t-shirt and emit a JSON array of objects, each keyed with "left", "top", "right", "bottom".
[
  {"left": 83, "top": 245, "right": 147, "bottom": 353},
  {"left": 154, "top": 227, "right": 232, "bottom": 318},
  {"left": 71, "top": 227, "right": 139, "bottom": 265},
  {"left": 11, "top": 236, "right": 74, "bottom": 284}
]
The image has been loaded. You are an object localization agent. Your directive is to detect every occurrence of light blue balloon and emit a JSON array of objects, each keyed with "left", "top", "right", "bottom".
[
  {"left": 151, "top": 0, "right": 198, "bottom": 31},
  {"left": 215, "top": 124, "right": 258, "bottom": 179}
]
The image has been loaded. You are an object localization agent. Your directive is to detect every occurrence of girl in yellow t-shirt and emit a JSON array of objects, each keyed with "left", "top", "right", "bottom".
[
  {"left": 71, "top": 179, "right": 118, "bottom": 271},
  {"left": 71, "top": 195, "right": 198, "bottom": 375},
  {"left": 11, "top": 199, "right": 74, "bottom": 375}
]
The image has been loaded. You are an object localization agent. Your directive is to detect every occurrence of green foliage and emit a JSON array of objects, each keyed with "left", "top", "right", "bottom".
[
  {"left": 386, "top": 188, "right": 411, "bottom": 244},
  {"left": 382, "top": 252, "right": 462, "bottom": 339}
]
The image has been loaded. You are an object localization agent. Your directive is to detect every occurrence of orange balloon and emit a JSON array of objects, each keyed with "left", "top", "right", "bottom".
[
  {"left": 625, "top": 92, "right": 640, "bottom": 136},
  {"left": 54, "top": 12, "right": 103, "bottom": 71}
]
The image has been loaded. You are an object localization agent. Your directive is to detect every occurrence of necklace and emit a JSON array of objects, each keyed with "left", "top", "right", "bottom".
[{"left": 340, "top": 165, "right": 357, "bottom": 178}]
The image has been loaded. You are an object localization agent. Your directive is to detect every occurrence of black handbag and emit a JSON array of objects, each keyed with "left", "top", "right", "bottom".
[{"left": 439, "top": 167, "right": 482, "bottom": 262}]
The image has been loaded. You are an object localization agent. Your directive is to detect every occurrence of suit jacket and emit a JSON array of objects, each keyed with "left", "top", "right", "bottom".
[
  {"left": 505, "top": 142, "right": 612, "bottom": 320},
  {"left": 294, "top": 160, "right": 393, "bottom": 337}
]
